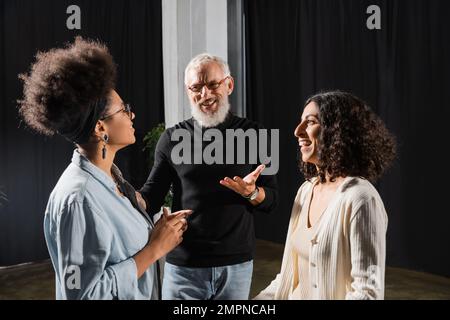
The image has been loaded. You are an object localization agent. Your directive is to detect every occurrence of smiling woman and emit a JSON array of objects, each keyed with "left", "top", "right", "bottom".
[
  {"left": 296, "top": 91, "right": 396, "bottom": 183},
  {"left": 256, "top": 91, "right": 396, "bottom": 300}
]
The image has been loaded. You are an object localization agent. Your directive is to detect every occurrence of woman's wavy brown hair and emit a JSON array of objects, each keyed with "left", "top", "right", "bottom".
[{"left": 300, "top": 91, "right": 396, "bottom": 183}]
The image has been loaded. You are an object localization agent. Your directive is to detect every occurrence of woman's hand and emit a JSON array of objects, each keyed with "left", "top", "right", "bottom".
[
  {"left": 147, "top": 208, "right": 192, "bottom": 258},
  {"left": 134, "top": 207, "right": 192, "bottom": 278}
]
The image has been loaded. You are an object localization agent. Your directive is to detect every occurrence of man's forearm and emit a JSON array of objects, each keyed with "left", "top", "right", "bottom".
[{"left": 251, "top": 183, "right": 278, "bottom": 213}]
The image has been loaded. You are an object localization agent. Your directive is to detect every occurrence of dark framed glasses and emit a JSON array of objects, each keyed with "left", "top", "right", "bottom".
[{"left": 100, "top": 103, "right": 132, "bottom": 120}]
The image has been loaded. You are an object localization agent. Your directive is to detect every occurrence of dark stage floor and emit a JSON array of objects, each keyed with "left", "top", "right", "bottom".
[{"left": 1, "top": 239, "right": 449, "bottom": 300}]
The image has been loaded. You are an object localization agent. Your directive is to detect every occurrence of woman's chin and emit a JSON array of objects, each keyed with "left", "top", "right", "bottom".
[
  {"left": 118, "top": 136, "right": 136, "bottom": 148},
  {"left": 301, "top": 154, "right": 311, "bottom": 163},
  {"left": 128, "top": 131, "right": 136, "bottom": 144},
  {"left": 302, "top": 154, "right": 317, "bottom": 165}
]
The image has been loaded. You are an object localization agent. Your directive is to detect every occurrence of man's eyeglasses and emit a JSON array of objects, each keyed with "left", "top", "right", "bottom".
[
  {"left": 187, "top": 76, "right": 230, "bottom": 93},
  {"left": 100, "top": 103, "right": 133, "bottom": 120}
]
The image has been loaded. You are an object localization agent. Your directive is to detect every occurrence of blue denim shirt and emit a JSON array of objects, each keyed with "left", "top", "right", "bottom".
[{"left": 44, "top": 150, "right": 159, "bottom": 300}]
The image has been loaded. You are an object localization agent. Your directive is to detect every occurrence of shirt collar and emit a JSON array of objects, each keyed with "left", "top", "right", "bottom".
[
  {"left": 71, "top": 149, "right": 117, "bottom": 192},
  {"left": 216, "top": 112, "right": 235, "bottom": 130},
  {"left": 311, "top": 176, "right": 357, "bottom": 193}
]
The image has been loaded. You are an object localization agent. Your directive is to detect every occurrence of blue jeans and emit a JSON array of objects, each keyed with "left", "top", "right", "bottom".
[{"left": 161, "top": 260, "right": 253, "bottom": 300}]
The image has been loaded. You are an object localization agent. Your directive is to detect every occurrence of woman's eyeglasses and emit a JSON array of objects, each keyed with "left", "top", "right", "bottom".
[{"left": 100, "top": 103, "right": 133, "bottom": 120}]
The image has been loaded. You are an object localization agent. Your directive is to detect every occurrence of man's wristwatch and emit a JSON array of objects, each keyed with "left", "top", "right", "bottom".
[{"left": 243, "top": 186, "right": 259, "bottom": 201}]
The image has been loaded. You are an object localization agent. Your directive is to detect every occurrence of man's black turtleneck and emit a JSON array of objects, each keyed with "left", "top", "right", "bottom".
[{"left": 140, "top": 113, "right": 278, "bottom": 267}]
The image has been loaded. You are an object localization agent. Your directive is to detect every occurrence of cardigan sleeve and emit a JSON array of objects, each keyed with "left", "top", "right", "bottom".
[
  {"left": 253, "top": 273, "right": 281, "bottom": 300},
  {"left": 345, "top": 195, "right": 388, "bottom": 300}
]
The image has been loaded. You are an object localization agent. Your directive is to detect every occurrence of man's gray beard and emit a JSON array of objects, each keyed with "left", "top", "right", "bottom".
[{"left": 190, "top": 97, "right": 230, "bottom": 128}]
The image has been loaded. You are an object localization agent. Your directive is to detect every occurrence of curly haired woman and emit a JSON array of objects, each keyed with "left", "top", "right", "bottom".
[
  {"left": 255, "top": 91, "right": 396, "bottom": 300},
  {"left": 18, "top": 37, "right": 191, "bottom": 300}
]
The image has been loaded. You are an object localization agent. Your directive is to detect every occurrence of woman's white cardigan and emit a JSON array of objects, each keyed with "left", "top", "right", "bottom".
[{"left": 254, "top": 177, "right": 388, "bottom": 300}]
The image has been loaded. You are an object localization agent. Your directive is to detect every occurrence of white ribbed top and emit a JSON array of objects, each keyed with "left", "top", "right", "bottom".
[
  {"left": 289, "top": 203, "right": 317, "bottom": 299},
  {"left": 254, "top": 176, "right": 388, "bottom": 300}
]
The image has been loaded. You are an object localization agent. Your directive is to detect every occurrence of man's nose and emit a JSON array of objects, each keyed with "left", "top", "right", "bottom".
[{"left": 200, "top": 85, "right": 212, "bottom": 98}]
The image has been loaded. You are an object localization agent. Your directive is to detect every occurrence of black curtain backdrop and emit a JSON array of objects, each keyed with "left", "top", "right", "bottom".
[
  {"left": 244, "top": 0, "right": 450, "bottom": 277},
  {"left": 0, "top": 0, "right": 164, "bottom": 265}
]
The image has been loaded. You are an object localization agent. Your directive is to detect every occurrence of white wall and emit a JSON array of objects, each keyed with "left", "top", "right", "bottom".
[{"left": 162, "top": 0, "right": 228, "bottom": 127}]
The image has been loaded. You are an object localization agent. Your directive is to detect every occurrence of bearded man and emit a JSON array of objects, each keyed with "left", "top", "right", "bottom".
[{"left": 139, "top": 53, "right": 278, "bottom": 300}]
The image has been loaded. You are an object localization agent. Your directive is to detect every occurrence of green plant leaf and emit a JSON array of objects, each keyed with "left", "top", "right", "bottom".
[{"left": 142, "top": 123, "right": 173, "bottom": 208}]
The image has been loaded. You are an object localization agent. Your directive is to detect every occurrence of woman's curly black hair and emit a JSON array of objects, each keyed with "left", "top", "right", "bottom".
[
  {"left": 18, "top": 36, "right": 116, "bottom": 137},
  {"left": 300, "top": 91, "right": 396, "bottom": 183}
]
